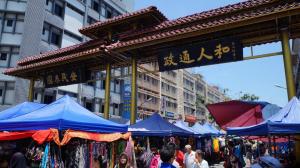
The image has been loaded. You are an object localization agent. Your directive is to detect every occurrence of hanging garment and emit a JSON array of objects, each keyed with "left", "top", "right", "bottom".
[
  {"left": 213, "top": 138, "right": 220, "bottom": 153},
  {"left": 41, "top": 143, "right": 49, "bottom": 168}
]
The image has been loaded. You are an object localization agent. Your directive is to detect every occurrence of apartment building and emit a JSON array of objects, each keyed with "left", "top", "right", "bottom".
[
  {"left": 161, "top": 70, "right": 179, "bottom": 120},
  {"left": 158, "top": 69, "right": 227, "bottom": 123},
  {"left": 0, "top": 0, "right": 134, "bottom": 113},
  {"left": 137, "top": 63, "right": 160, "bottom": 119},
  {"left": 181, "top": 70, "right": 197, "bottom": 123},
  {"left": 194, "top": 74, "right": 208, "bottom": 123}
]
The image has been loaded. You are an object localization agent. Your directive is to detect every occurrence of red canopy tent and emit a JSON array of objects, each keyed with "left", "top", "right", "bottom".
[{"left": 206, "top": 100, "right": 263, "bottom": 130}]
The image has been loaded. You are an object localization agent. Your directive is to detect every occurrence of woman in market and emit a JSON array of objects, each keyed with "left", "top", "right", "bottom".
[{"left": 114, "top": 153, "right": 131, "bottom": 168}]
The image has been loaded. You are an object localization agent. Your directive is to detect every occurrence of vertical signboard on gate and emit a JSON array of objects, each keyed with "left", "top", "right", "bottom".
[{"left": 122, "top": 80, "right": 131, "bottom": 119}]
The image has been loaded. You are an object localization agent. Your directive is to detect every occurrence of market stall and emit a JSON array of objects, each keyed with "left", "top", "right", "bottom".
[
  {"left": 129, "top": 113, "right": 193, "bottom": 136},
  {"left": 227, "top": 97, "right": 300, "bottom": 136},
  {"left": 0, "top": 95, "right": 130, "bottom": 168},
  {"left": 226, "top": 97, "right": 300, "bottom": 166}
]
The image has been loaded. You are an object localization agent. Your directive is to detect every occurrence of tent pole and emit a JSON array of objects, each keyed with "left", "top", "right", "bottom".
[
  {"left": 288, "top": 135, "right": 291, "bottom": 155},
  {"left": 273, "top": 136, "right": 276, "bottom": 158},
  {"left": 268, "top": 135, "right": 272, "bottom": 155}
]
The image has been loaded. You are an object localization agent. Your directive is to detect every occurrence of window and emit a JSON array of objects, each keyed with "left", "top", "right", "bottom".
[
  {"left": 42, "top": 22, "right": 62, "bottom": 47},
  {"left": 0, "top": 53, "right": 7, "bottom": 60},
  {"left": 85, "top": 101, "right": 93, "bottom": 111},
  {"left": 54, "top": 1, "right": 64, "bottom": 17},
  {"left": 87, "top": 16, "right": 97, "bottom": 25},
  {"left": 0, "top": 82, "right": 15, "bottom": 105},
  {"left": 46, "top": 0, "right": 53, "bottom": 11},
  {"left": 6, "top": 20, "right": 13, "bottom": 27},
  {"left": 0, "top": 46, "right": 20, "bottom": 67},
  {"left": 46, "top": 0, "right": 64, "bottom": 19},
  {"left": 3, "top": 14, "right": 24, "bottom": 34},
  {"left": 100, "top": 1, "right": 121, "bottom": 18},
  {"left": 64, "top": 30, "right": 83, "bottom": 42},
  {"left": 34, "top": 93, "right": 38, "bottom": 100},
  {"left": 106, "top": 8, "right": 112, "bottom": 18},
  {"left": 114, "top": 104, "right": 118, "bottom": 108},
  {"left": 92, "top": 0, "right": 100, "bottom": 11},
  {"left": 51, "top": 28, "right": 61, "bottom": 46}
]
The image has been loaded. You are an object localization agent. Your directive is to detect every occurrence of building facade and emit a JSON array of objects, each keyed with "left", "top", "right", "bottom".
[
  {"left": 0, "top": 0, "right": 134, "bottom": 113},
  {"left": 159, "top": 69, "right": 227, "bottom": 123},
  {"left": 137, "top": 63, "right": 160, "bottom": 119}
]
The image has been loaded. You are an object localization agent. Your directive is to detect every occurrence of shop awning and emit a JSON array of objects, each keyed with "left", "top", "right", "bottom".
[
  {"left": 129, "top": 113, "right": 193, "bottom": 136},
  {"left": 0, "top": 102, "right": 45, "bottom": 120},
  {"left": 227, "top": 97, "right": 300, "bottom": 136},
  {"left": 0, "top": 95, "right": 127, "bottom": 133}
]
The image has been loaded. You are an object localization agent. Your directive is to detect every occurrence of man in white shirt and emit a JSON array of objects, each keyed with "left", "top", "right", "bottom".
[
  {"left": 184, "top": 145, "right": 195, "bottom": 168},
  {"left": 192, "top": 150, "right": 209, "bottom": 168}
]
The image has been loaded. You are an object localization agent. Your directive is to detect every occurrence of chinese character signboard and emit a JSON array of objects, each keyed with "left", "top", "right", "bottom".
[
  {"left": 158, "top": 38, "right": 243, "bottom": 71},
  {"left": 122, "top": 80, "right": 131, "bottom": 119},
  {"left": 44, "top": 66, "right": 87, "bottom": 88}
]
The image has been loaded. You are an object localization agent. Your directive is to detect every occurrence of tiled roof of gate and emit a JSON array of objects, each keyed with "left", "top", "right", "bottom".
[
  {"left": 106, "top": 0, "right": 300, "bottom": 50},
  {"left": 119, "top": 0, "right": 276, "bottom": 39},
  {"left": 15, "top": 0, "right": 278, "bottom": 67},
  {"left": 5, "top": 47, "right": 102, "bottom": 75},
  {"left": 4, "top": 0, "right": 300, "bottom": 76},
  {"left": 17, "top": 39, "right": 104, "bottom": 66},
  {"left": 79, "top": 6, "right": 167, "bottom": 35}
]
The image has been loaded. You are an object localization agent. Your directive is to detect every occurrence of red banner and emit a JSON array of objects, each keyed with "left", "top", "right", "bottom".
[{"left": 0, "top": 129, "right": 130, "bottom": 146}]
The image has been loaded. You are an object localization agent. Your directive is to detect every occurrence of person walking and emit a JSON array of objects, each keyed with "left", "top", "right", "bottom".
[
  {"left": 160, "top": 146, "right": 176, "bottom": 168},
  {"left": 114, "top": 153, "right": 131, "bottom": 168},
  {"left": 192, "top": 150, "right": 209, "bottom": 168},
  {"left": 184, "top": 145, "right": 195, "bottom": 168}
]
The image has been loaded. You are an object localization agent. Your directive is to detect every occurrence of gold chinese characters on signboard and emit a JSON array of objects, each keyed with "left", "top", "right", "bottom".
[
  {"left": 158, "top": 38, "right": 243, "bottom": 71},
  {"left": 44, "top": 67, "right": 86, "bottom": 88}
]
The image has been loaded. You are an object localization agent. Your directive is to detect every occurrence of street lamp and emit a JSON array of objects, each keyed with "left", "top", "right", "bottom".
[
  {"left": 274, "top": 84, "right": 287, "bottom": 90},
  {"left": 139, "top": 97, "right": 153, "bottom": 119}
]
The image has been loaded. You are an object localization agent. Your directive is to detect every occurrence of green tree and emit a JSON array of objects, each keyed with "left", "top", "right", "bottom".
[
  {"left": 239, "top": 93, "right": 259, "bottom": 101},
  {"left": 196, "top": 94, "right": 205, "bottom": 107}
]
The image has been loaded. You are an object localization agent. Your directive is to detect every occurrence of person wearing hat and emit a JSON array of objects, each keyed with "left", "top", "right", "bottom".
[{"left": 184, "top": 144, "right": 195, "bottom": 168}]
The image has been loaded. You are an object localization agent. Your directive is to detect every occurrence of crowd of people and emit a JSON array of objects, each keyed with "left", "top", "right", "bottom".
[
  {"left": 130, "top": 138, "right": 295, "bottom": 168},
  {"left": 134, "top": 143, "right": 209, "bottom": 168},
  {"left": 0, "top": 137, "right": 296, "bottom": 168}
]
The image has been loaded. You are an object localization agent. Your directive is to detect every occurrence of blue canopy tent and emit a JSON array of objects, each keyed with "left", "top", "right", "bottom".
[
  {"left": 191, "top": 123, "right": 211, "bottom": 135},
  {"left": 173, "top": 120, "right": 200, "bottom": 136},
  {"left": 202, "top": 122, "right": 223, "bottom": 136},
  {"left": 0, "top": 102, "right": 46, "bottom": 120},
  {"left": 0, "top": 95, "right": 127, "bottom": 133},
  {"left": 227, "top": 97, "right": 300, "bottom": 136},
  {"left": 129, "top": 113, "right": 193, "bottom": 136},
  {"left": 262, "top": 104, "right": 281, "bottom": 120}
]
